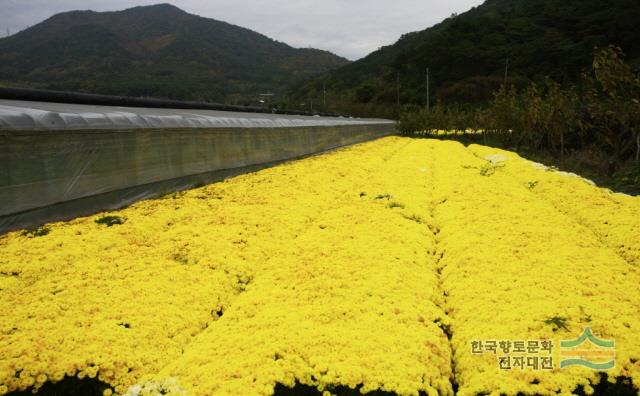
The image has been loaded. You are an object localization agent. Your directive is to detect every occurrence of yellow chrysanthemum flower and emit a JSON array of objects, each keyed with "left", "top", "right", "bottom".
[{"left": 1, "top": 137, "right": 638, "bottom": 395}]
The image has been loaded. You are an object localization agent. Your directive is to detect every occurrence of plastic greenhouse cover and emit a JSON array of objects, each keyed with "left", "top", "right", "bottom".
[
  {"left": 0, "top": 100, "right": 395, "bottom": 233},
  {"left": 0, "top": 99, "right": 393, "bottom": 130}
]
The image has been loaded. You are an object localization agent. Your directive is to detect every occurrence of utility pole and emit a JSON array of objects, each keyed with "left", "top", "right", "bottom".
[
  {"left": 426, "top": 67, "right": 430, "bottom": 111},
  {"left": 310, "top": 97, "right": 313, "bottom": 113},
  {"left": 504, "top": 57, "right": 509, "bottom": 90},
  {"left": 396, "top": 71, "right": 400, "bottom": 107},
  {"left": 322, "top": 82, "right": 326, "bottom": 108}
]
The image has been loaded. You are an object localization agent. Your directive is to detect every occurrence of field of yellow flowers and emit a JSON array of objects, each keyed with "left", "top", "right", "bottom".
[{"left": 1, "top": 137, "right": 639, "bottom": 396}]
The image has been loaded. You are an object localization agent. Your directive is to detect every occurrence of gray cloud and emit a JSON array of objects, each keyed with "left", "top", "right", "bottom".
[{"left": 0, "top": 0, "right": 483, "bottom": 60}]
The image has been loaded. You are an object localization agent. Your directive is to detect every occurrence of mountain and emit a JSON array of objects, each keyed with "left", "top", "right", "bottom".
[
  {"left": 0, "top": 4, "right": 349, "bottom": 103},
  {"left": 291, "top": 0, "right": 640, "bottom": 117}
]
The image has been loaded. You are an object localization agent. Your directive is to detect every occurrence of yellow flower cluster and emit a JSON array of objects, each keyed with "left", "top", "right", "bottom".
[
  {"left": 1, "top": 137, "right": 638, "bottom": 396},
  {"left": 426, "top": 140, "right": 640, "bottom": 395},
  {"left": 467, "top": 144, "right": 640, "bottom": 267},
  {"left": 0, "top": 138, "right": 452, "bottom": 395},
  {"left": 410, "top": 129, "right": 484, "bottom": 137}
]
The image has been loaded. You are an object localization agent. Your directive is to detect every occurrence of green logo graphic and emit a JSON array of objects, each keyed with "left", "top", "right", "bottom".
[{"left": 559, "top": 327, "right": 615, "bottom": 370}]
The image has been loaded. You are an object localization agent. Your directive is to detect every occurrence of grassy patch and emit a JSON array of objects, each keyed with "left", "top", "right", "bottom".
[
  {"left": 402, "top": 214, "right": 424, "bottom": 224},
  {"left": 21, "top": 226, "right": 51, "bottom": 238},
  {"left": 479, "top": 161, "right": 505, "bottom": 176},
  {"left": 525, "top": 180, "right": 539, "bottom": 190},
  {"left": 375, "top": 194, "right": 392, "bottom": 200},
  {"left": 95, "top": 215, "right": 126, "bottom": 227},
  {"left": 544, "top": 316, "right": 569, "bottom": 331}
]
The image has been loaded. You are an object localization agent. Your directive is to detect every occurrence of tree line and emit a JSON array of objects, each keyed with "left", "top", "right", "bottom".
[{"left": 399, "top": 46, "right": 640, "bottom": 173}]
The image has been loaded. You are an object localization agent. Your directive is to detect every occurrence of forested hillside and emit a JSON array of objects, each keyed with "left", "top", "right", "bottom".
[
  {"left": 291, "top": 0, "right": 640, "bottom": 117},
  {"left": 0, "top": 4, "right": 348, "bottom": 103}
]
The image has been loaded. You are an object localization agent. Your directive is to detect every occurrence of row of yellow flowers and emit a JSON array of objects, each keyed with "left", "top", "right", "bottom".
[
  {"left": 425, "top": 140, "right": 640, "bottom": 395},
  {"left": 154, "top": 140, "right": 455, "bottom": 396},
  {"left": 1, "top": 138, "right": 452, "bottom": 395},
  {"left": 1, "top": 137, "right": 638, "bottom": 395},
  {"left": 467, "top": 144, "right": 640, "bottom": 268}
]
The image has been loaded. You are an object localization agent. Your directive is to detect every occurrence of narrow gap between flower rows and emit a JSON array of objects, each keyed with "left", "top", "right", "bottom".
[{"left": 427, "top": 189, "right": 458, "bottom": 395}]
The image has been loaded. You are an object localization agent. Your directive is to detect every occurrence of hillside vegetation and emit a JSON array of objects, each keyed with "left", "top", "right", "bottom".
[
  {"left": 0, "top": 4, "right": 348, "bottom": 103},
  {"left": 290, "top": 0, "right": 640, "bottom": 117},
  {"left": 399, "top": 46, "right": 640, "bottom": 193}
]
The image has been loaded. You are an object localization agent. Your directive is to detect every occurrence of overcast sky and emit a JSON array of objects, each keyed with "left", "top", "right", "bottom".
[{"left": 0, "top": 0, "right": 483, "bottom": 60}]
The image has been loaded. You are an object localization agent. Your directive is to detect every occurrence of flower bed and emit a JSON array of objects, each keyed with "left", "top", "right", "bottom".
[
  {"left": 1, "top": 137, "right": 638, "bottom": 396},
  {"left": 467, "top": 144, "right": 640, "bottom": 267},
  {"left": 427, "top": 140, "right": 640, "bottom": 395}
]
